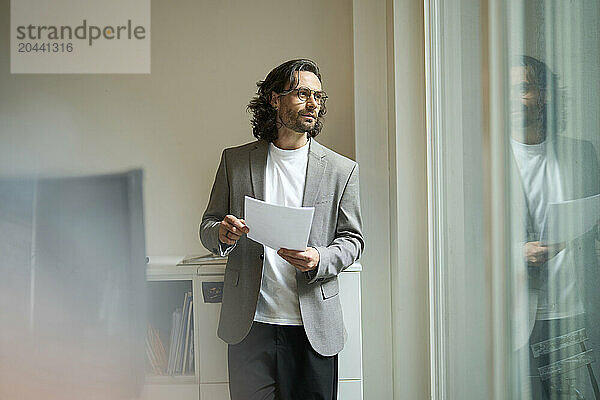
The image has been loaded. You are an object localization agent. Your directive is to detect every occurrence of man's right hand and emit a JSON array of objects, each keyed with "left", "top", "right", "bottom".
[
  {"left": 524, "top": 241, "right": 565, "bottom": 266},
  {"left": 219, "top": 215, "right": 249, "bottom": 245}
]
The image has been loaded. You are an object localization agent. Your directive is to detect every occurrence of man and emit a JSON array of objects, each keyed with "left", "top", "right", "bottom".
[
  {"left": 199, "top": 59, "right": 364, "bottom": 400},
  {"left": 509, "top": 55, "right": 600, "bottom": 399}
]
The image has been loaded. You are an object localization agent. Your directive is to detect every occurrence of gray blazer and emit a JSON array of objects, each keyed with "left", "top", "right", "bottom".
[{"left": 199, "top": 138, "right": 364, "bottom": 356}]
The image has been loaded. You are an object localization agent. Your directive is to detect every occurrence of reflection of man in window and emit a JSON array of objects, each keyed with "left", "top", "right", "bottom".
[{"left": 510, "top": 55, "right": 600, "bottom": 399}]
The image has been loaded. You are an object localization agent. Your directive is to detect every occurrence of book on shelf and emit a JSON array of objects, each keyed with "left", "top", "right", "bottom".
[
  {"left": 166, "top": 307, "right": 182, "bottom": 375},
  {"left": 164, "top": 291, "right": 195, "bottom": 376},
  {"left": 187, "top": 324, "right": 194, "bottom": 373},
  {"left": 182, "top": 297, "right": 194, "bottom": 372},
  {"left": 145, "top": 325, "right": 167, "bottom": 375},
  {"left": 175, "top": 292, "right": 190, "bottom": 373}
]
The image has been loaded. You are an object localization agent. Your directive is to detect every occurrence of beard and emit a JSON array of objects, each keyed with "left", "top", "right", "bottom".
[
  {"left": 279, "top": 107, "right": 317, "bottom": 133},
  {"left": 511, "top": 104, "right": 541, "bottom": 130},
  {"left": 510, "top": 104, "right": 547, "bottom": 144}
]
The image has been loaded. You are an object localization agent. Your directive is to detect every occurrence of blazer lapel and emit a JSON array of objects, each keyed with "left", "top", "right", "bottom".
[
  {"left": 250, "top": 140, "right": 268, "bottom": 201},
  {"left": 303, "top": 139, "right": 327, "bottom": 207}
]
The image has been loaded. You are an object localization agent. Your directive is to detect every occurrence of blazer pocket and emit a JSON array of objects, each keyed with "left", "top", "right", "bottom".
[
  {"left": 320, "top": 278, "right": 339, "bottom": 299},
  {"left": 224, "top": 269, "right": 240, "bottom": 287}
]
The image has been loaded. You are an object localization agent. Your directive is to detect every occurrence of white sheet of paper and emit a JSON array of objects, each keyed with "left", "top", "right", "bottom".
[
  {"left": 244, "top": 196, "right": 315, "bottom": 251},
  {"left": 541, "top": 193, "right": 600, "bottom": 244}
]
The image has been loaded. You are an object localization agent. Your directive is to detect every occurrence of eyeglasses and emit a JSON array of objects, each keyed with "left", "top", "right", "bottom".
[{"left": 282, "top": 87, "right": 328, "bottom": 105}]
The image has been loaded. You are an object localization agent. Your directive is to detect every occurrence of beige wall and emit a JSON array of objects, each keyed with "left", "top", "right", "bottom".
[{"left": 0, "top": 0, "right": 355, "bottom": 256}]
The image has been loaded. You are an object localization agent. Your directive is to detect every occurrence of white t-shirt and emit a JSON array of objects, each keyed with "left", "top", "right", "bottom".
[
  {"left": 511, "top": 138, "right": 584, "bottom": 320},
  {"left": 253, "top": 139, "right": 310, "bottom": 325}
]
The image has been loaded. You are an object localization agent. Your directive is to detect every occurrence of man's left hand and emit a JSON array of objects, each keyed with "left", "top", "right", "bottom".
[{"left": 277, "top": 247, "right": 320, "bottom": 272}]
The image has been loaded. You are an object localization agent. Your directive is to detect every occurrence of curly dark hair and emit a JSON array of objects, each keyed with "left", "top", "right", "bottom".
[
  {"left": 514, "top": 55, "right": 565, "bottom": 135},
  {"left": 247, "top": 59, "right": 327, "bottom": 142}
]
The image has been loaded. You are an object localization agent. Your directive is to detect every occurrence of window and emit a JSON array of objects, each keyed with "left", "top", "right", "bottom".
[{"left": 426, "top": 0, "right": 600, "bottom": 398}]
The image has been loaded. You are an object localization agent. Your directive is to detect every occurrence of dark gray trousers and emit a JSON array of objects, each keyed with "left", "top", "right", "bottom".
[
  {"left": 228, "top": 322, "right": 338, "bottom": 400},
  {"left": 528, "top": 315, "right": 599, "bottom": 400}
]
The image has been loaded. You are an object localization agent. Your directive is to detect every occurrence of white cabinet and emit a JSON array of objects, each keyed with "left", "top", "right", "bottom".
[
  {"left": 338, "top": 271, "right": 363, "bottom": 382},
  {"left": 199, "top": 383, "right": 230, "bottom": 399},
  {"left": 193, "top": 278, "right": 228, "bottom": 385},
  {"left": 142, "top": 259, "right": 362, "bottom": 400},
  {"left": 142, "top": 378, "right": 198, "bottom": 400},
  {"left": 338, "top": 380, "right": 363, "bottom": 400}
]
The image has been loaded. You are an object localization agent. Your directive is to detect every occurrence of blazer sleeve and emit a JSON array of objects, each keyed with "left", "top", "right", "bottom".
[
  {"left": 199, "top": 149, "right": 237, "bottom": 256},
  {"left": 308, "top": 163, "right": 365, "bottom": 283}
]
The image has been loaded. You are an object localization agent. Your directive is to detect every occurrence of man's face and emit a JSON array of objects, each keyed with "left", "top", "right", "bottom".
[
  {"left": 510, "top": 66, "right": 545, "bottom": 130},
  {"left": 273, "top": 71, "right": 322, "bottom": 134}
]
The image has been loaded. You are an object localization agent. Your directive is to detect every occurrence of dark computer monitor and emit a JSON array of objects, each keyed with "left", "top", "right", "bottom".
[{"left": 0, "top": 170, "right": 146, "bottom": 399}]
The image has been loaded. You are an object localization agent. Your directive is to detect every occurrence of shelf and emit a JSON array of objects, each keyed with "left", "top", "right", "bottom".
[{"left": 146, "top": 281, "right": 195, "bottom": 377}]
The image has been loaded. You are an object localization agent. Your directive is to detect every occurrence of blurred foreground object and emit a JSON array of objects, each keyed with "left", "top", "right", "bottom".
[{"left": 0, "top": 170, "right": 146, "bottom": 400}]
